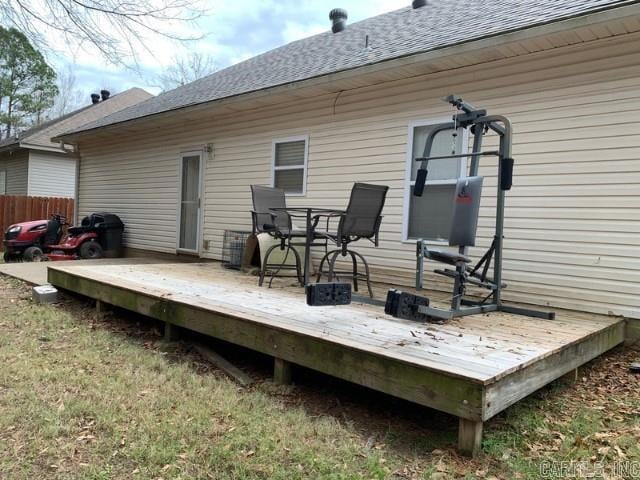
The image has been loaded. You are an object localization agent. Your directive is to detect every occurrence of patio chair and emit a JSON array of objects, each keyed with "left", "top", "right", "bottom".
[
  {"left": 250, "top": 185, "right": 304, "bottom": 287},
  {"left": 316, "top": 183, "right": 389, "bottom": 297}
]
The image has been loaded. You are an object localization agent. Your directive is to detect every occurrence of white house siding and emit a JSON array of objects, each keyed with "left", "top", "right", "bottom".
[
  {"left": 78, "top": 139, "right": 181, "bottom": 252},
  {"left": 76, "top": 32, "right": 640, "bottom": 319},
  {"left": 27, "top": 151, "right": 77, "bottom": 198},
  {"left": 0, "top": 150, "right": 29, "bottom": 195}
]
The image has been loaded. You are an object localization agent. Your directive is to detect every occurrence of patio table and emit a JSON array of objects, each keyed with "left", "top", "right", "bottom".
[{"left": 270, "top": 207, "right": 344, "bottom": 286}]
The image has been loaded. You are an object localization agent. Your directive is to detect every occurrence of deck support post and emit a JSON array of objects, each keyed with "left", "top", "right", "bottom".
[
  {"left": 96, "top": 300, "right": 108, "bottom": 317},
  {"left": 164, "top": 322, "right": 180, "bottom": 342},
  {"left": 273, "top": 357, "right": 292, "bottom": 385},
  {"left": 560, "top": 367, "right": 579, "bottom": 384},
  {"left": 458, "top": 418, "right": 483, "bottom": 457}
]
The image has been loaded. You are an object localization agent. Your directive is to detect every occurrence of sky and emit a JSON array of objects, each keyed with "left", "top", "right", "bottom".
[{"left": 51, "top": 0, "right": 410, "bottom": 101}]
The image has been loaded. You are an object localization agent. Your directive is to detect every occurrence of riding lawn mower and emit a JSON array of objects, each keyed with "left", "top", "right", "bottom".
[{"left": 3, "top": 212, "right": 124, "bottom": 262}]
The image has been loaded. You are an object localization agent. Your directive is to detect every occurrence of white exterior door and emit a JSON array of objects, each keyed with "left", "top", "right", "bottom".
[{"left": 178, "top": 152, "right": 202, "bottom": 252}]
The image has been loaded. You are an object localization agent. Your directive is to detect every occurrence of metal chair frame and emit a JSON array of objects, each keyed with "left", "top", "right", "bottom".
[
  {"left": 316, "top": 183, "right": 389, "bottom": 298},
  {"left": 250, "top": 185, "right": 304, "bottom": 287}
]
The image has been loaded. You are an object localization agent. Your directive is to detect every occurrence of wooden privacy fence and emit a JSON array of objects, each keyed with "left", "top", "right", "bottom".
[{"left": 0, "top": 195, "right": 74, "bottom": 245}]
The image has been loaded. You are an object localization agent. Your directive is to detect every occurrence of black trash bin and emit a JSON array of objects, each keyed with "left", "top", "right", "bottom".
[{"left": 92, "top": 213, "right": 125, "bottom": 257}]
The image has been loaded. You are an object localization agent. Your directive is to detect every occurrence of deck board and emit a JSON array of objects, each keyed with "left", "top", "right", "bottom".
[{"left": 47, "top": 261, "right": 622, "bottom": 386}]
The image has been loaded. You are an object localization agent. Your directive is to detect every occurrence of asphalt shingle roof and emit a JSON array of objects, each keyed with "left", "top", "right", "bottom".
[
  {"left": 1, "top": 88, "right": 152, "bottom": 150},
  {"left": 64, "top": 0, "right": 632, "bottom": 135}
]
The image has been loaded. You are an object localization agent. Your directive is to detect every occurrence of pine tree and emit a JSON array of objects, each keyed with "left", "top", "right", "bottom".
[{"left": 0, "top": 27, "right": 58, "bottom": 139}]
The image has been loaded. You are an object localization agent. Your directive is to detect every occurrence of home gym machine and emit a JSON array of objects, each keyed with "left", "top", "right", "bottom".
[{"left": 385, "top": 95, "right": 555, "bottom": 322}]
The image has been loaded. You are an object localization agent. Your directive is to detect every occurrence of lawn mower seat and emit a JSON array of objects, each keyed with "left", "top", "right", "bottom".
[
  {"left": 67, "top": 217, "right": 91, "bottom": 236},
  {"left": 68, "top": 216, "right": 93, "bottom": 235}
]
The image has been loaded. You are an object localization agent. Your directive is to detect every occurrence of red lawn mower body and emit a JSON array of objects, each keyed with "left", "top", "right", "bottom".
[
  {"left": 6, "top": 219, "right": 54, "bottom": 245},
  {"left": 3, "top": 215, "right": 66, "bottom": 262},
  {"left": 3, "top": 213, "right": 124, "bottom": 262},
  {"left": 45, "top": 231, "right": 101, "bottom": 261}
]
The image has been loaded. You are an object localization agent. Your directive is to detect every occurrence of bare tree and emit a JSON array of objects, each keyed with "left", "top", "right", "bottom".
[
  {"left": 158, "top": 52, "right": 217, "bottom": 91},
  {"left": 49, "top": 65, "right": 85, "bottom": 117},
  {"left": 0, "top": 0, "right": 205, "bottom": 67}
]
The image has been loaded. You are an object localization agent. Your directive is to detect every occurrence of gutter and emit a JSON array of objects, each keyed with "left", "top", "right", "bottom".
[
  {"left": 0, "top": 141, "right": 20, "bottom": 154},
  {"left": 19, "top": 142, "right": 69, "bottom": 154},
  {"left": 0, "top": 141, "right": 69, "bottom": 155},
  {"left": 53, "top": 1, "right": 640, "bottom": 143}
]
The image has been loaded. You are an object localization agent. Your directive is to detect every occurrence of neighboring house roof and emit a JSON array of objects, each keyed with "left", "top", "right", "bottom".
[
  {"left": 0, "top": 87, "right": 152, "bottom": 152},
  {"left": 61, "top": 0, "right": 633, "bottom": 136}
]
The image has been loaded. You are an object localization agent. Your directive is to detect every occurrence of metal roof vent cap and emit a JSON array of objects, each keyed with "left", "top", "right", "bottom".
[
  {"left": 329, "top": 8, "right": 348, "bottom": 33},
  {"left": 90, "top": 93, "right": 101, "bottom": 104},
  {"left": 100, "top": 89, "right": 110, "bottom": 101},
  {"left": 412, "top": 0, "right": 427, "bottom": 8}
]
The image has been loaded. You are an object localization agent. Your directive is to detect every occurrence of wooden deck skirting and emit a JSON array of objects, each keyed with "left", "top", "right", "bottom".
[
  {"left": 47, "top": 262, "right": 625, "bottom": 457},
  {"left": 626, "top": 319, "right": 640, "bottom": 346}
]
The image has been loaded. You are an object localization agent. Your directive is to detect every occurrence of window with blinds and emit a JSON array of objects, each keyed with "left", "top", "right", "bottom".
[
  {"left": 0, "top": 171, "right": 5, "bottom": 195},
  {"left": 272, "top": 137, "right": 307, "bottom": 195}
]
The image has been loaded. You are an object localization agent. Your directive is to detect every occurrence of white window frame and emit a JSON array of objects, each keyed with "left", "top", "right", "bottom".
[
  {"left": 0, "top": 170, "right": 6, "bottom": 195},
  {"left": 176, "top": 149, "right": 205, "bottom": 254},
  {"left": 271, "top": 135, "right": 309, "bottom": 197},
  {"left": 402, "top": 118, "right": 469, "bottom": 244}
]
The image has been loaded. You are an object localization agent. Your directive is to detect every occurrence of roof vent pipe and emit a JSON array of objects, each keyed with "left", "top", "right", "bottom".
[
  {"left": 329, "top": 8, "right": 348, "bottom": 33},
  {"left": 90, "top": 93, "right": 101, "bottom": 104},
  {"left": 100, "top": 89, "right": 110, "bottom": 101},
  {"left": 412, "top": 0, "right": 427, "bottom": 8}
]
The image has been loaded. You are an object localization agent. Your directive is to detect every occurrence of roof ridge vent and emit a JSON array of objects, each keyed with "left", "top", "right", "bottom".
[
  {"left": 329, "top": 8, "right": 348, "bottom": 33},
  {"left": 412, "top": 0, "right": 428, "bottom": 8}
]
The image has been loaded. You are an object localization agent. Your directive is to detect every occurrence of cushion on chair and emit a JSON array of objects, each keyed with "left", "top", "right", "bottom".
[{"left": 426, "top": 249, "right": 471, "bottom": 265}]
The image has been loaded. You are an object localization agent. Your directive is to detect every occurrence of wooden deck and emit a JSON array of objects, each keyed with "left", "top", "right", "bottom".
[{"left": 47, "top": 260, "right": 625, "bottom": 456}]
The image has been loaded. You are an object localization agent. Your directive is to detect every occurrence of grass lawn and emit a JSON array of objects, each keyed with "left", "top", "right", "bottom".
[{"left": 0, "top": 274, "right": 638, "bottom": 479}]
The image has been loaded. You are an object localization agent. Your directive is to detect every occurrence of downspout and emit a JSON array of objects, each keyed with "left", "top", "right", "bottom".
[
  {"left": 74, "top": 146, "right": 80, "bottom": 225},
  {"left": 60, "top": 141, "right": 81, "bottom": 225}
]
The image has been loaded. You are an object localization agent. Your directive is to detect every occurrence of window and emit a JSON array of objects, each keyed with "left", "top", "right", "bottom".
[
  {"left": 402, "top": 120, "right": 468, "bottom": 242},
  {"left": 272, "top": 136, "right": 308, "bottom": 195},
  {"left": 0, "top": 171, "right": 5, "bottom": 195}
]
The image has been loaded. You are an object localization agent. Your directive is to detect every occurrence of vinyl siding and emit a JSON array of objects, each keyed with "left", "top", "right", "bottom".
[
  {"left": 76, "top": 32, "right": 640, "bottom": 319},
  {"left": 27, "top": 151, "right": 76, "bottom": 198},
  {"left": 78, "top": 140, "right": 180, "bottom": 251},
  {"left": 0, "top": 150, "right": 29, "bottom": 195}
]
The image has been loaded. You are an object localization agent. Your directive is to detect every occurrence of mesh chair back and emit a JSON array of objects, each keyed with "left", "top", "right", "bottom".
[
  {"left": 251, "top": 185, "right": 291, "bottom": 233},
  {"left": 339, "top": 183, "right": 389, "bottom": 238}
]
